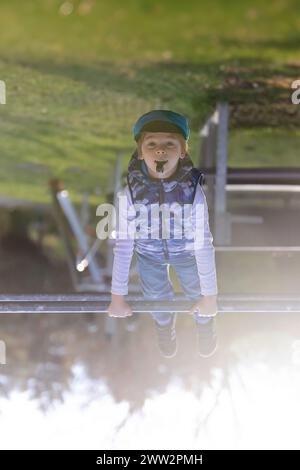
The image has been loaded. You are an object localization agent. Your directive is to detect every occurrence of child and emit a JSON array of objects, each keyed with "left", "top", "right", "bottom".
[{"left": 108, "top": 110, "right": 218, "bottom": 358}]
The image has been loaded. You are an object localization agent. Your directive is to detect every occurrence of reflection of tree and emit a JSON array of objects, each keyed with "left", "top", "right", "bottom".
[{"left": 0, "top": 310, "right": 298, "bottom": 423}]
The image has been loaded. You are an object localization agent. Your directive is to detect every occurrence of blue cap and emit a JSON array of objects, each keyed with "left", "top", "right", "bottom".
[{"left": 133, "top": 110, "right": 190, "bottom": 141}]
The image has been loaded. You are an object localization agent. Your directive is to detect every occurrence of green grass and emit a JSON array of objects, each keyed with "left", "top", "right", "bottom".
[
  {"left": 229, "top": 129, "right": 300, "bottom": 167},
  {"left": 0, "top": 0, "right": 299, "bottom": 205}
]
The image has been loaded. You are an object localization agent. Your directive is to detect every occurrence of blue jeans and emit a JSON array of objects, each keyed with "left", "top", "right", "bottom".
[{"left": 135, "top": 251, "right": 208, "bottom": 326}]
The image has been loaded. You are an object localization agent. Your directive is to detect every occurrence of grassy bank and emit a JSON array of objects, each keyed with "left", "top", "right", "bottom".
[{"left": 0, "top": 0, "right": 299, "bottom": 204}]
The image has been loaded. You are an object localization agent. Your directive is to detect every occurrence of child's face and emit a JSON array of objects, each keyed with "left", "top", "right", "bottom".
[{"left": 138, "top": 132, "right": 185, "bottom": 179}]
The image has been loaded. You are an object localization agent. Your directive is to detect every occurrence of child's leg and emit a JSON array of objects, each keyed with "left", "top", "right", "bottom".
[
  {"left": 170, "top": 256, "right": 217, "bottom": 357},
  {"left": 135, "top": 252, "right": 175, "bottom": 326},
  {"left": 171, "top": 256, "right": 213, "bottom": 324}
]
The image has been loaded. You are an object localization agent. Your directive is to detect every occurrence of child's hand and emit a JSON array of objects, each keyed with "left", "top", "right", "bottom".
[
  {"left": 189, "top": 295, "right": 218, "bottom": 317},
  {"left": 108, "top": 294, "right": 133, "bottom": 318}
]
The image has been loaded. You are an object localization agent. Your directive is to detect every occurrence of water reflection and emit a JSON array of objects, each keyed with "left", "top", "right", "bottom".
[{"left": 0, "top": 312, "right": 300, "bottom": 449}]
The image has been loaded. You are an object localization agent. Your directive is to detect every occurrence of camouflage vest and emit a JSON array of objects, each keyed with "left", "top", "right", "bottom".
[{"left": 126, "top": 150, "right": 203, "bottom": 260}]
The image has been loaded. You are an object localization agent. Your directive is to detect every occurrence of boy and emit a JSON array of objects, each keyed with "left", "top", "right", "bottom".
[{"left": 108, "top": 110, "right": 218, "bottom": 358}]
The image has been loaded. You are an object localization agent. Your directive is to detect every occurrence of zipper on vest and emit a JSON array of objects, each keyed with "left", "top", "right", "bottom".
[{"left": 159, "top": 180, "right": 170, "bottom": 260}]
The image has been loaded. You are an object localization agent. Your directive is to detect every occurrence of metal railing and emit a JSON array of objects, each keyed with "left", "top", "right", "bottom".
[{"left": 1, "top": 294, "right": 300, "bottom": 314}]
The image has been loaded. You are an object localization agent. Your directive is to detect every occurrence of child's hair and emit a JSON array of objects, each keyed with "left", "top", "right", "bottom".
[{"left": 136, "top": 131, "right": 189, "bottom": 158}]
